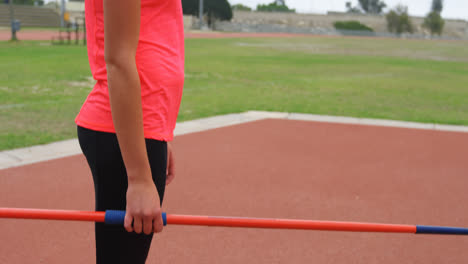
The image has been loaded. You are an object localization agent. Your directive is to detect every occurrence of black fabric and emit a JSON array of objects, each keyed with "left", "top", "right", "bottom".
[{"left": 77, "top": 126, "right": 167, "bottom": 264}]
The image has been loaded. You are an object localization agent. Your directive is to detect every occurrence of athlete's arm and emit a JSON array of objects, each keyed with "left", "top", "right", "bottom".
[{"left": 103, "top": 0, "right": 163, "bottom": 235}]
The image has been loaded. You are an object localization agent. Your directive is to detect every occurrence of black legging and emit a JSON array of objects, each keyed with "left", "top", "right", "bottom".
[{"left": 77, "top": 126, "right": 167, "bottom": 264}]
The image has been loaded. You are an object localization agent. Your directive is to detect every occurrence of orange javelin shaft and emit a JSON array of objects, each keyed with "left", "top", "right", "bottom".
[
  {"left": 0, "top": 208, "right": 415, "bottom": 233},
  {"left": 3, "top": 208, "right": 468, "bottom": 235},
  {"left": 0, "top": 208, "right": 105, "bottom": 222},
  {"left": 166, "top": 214, "right": 417, "bottom": 233}
]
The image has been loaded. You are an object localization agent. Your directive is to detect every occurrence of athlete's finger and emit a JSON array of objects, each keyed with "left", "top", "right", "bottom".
[
  {"left": 124, "top": 213, "right": 133, "bottom": 232},
  {"left": 153, "top": 212, "right": 163, "bottom": 233},
  {"left": 133, "top": 216, "right": 143, "bottom": 234},
  {"left": 143, "top": 214, "right": 154, "bottom": 235}
]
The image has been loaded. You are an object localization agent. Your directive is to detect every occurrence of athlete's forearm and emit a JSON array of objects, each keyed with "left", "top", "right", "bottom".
[
  {"left": 107, "top": 62, "right": 151, "bottom": 182},
  {"left": 104, "top": 0, "right": 150, "bottom": 182}
]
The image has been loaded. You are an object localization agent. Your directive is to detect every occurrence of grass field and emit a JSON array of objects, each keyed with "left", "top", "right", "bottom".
[{"left": 1, "top": 36, "right": 468, "bottom": 150}]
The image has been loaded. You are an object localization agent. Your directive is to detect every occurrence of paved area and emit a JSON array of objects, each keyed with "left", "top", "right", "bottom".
[{"left": 1, "top": 113, "right": 468, "bottom": 263}]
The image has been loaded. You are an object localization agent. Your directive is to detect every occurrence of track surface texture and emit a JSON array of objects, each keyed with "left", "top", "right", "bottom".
[{"left": 1, "top": 119, "right": 468, "bottom": 263}]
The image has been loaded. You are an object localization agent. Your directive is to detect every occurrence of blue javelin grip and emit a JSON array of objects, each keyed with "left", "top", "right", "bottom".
[
  {"left": 105, "top": 210, "right": 167, "bottom": 226},
  {"left": 416, "top": 225, "right": 468, "bottom": 235}
]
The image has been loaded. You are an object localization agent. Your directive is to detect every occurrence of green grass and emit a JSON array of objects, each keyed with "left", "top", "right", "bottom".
[
  {"left": 1, "top": 37, "right": 468, "bottom": 150},
  {"left": 1, "top": 41, "right": 91, "bottom": 150}
]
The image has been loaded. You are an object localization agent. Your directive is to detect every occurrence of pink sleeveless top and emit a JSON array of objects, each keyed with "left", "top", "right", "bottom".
[{"left": 75, "top": 0, "right": 184, "bottom": 141}]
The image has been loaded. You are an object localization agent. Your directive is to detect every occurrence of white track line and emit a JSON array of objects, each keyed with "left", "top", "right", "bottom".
[{"left": 1, "top": 111, "right": 467, "bottom": 170}]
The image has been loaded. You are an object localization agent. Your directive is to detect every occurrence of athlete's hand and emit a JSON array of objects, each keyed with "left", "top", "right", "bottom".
[
  {"left": 166, "top": 142, "right": 175, "bottom": 185},
  {"left": 124, "top": 178, "right": 163, "bottom": 235}
]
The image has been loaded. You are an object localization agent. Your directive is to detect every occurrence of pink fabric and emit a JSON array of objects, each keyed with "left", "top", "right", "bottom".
[{"left": 75, "top": 0, "right": 184, "bottom": 141}]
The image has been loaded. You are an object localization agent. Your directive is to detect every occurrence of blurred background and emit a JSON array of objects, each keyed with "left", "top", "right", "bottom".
[
  {"left": 1, "top": 0, "right": 467, "bottom": 39},
  {"left": 1, "top": 0, "right": 467, "bottom": 150}
]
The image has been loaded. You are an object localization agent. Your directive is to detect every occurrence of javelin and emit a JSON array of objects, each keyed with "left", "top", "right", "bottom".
[{"left": 1, "top": 208, "right": 467, "bottom": 235}]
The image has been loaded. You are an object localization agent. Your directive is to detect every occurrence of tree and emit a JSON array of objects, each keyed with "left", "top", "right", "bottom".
[
  {"left": 386, "top": 5, "right": 414, "bottom": 35},
  {"left": 431, "top": 0, "right": 443, "bottom": 13},
  {"left": 345, "top": 0, "right": 386, "bottom": 14},
  {"left": 423, "top": 0, "right": 445, "bottom": 36},
  {"left": 182, "top": 0, "right": 198, "bottom": 16},
  {"left": 423, "top": 11, "right": 444, "bottom": 35},
  {"left": 207, "top": 0, "right": 233, "bottom": 24},
  {"left": 231, "top": 4, "right": 252, "bottom": 11},
  {"left": 359, "top": 0, "right": 387, "bottom": 14},
  {"left": 345, "top": 2, "right": 361, "bottom": 13},
  {"left": 256, "top": 0, "right": 295, "bottom": 13},
  {"left": 182, "top": 0, "right": 232, "bottom": 26}
]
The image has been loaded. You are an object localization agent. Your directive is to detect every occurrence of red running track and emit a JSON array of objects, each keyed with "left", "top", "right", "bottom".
[
  {"left": 1, "top": 119, "right": 468, "bottom": 263},
  {"left": 0, "top": 30, "right": 312, "bottom": 41}
]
